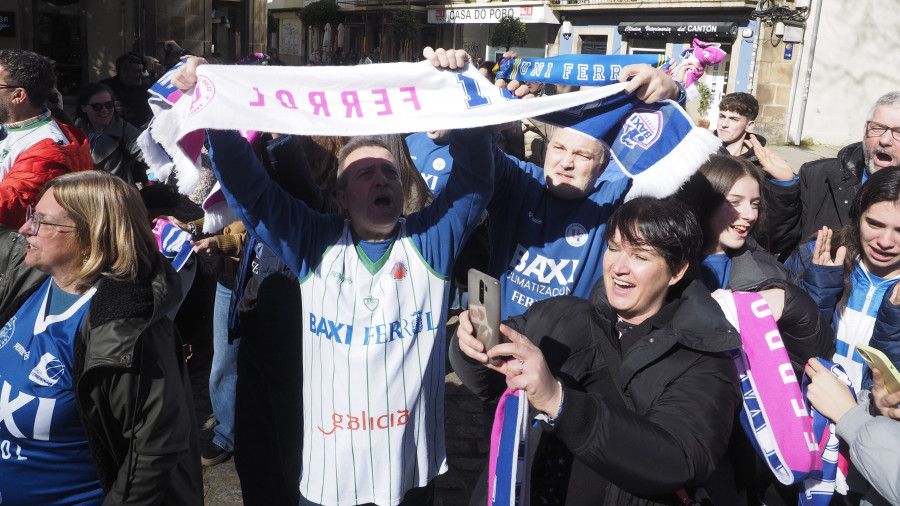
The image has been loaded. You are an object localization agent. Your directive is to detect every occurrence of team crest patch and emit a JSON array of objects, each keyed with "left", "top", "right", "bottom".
[
  {"left": 390, "top": 261, "right": 408, "bottom": 281},
  {"left": 432, "top": 158, "right": 447, "bottom": 171},
  {"left": 565, "top": 223, "right": 588, "bottom": 247},
  {"left": 618, "top": 109, "right": 663, "bottom": 149},
  {"left": 0, "top": 316, "right": 14, "bottom": 350},
  {"left": 364, "top": 295, "right": 380, "bottom": 311},
  {"left": 188, "top": 75, "right": 216, "bottom": 116},
  {"left": 29, "top": 352, "right": 65, "bottom": 387}
]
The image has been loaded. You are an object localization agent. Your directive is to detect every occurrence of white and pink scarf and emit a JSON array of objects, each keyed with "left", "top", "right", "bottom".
[{"left": 714, "top": 290, "right": 849, "bottom": 503}]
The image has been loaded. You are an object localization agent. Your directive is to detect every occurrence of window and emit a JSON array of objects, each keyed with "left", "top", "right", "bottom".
[
  {"left": 580, "top": 35, "right": 608, "bottom": 55},
  {"left": 627, "top": 37, "right": 666, "bottom": 55}
]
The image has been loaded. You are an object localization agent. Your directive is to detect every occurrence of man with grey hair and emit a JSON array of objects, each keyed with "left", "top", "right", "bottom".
[{"left": 790, "top": 91, "right": 900, "bottom": 249}]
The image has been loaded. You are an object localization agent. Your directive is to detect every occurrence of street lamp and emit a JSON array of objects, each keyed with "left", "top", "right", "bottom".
[{"left": 561, "top": 21, "right": 573, "bottom": 41}]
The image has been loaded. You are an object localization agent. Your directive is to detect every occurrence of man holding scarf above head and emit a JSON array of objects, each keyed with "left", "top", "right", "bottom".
[
  {"left": 173, "top": 51, "right": 495, "bottom": 506},
  {"left": 444, "top": 50, "right": 719, "bottom": 319},
  {"left": 170, "top": 48, "right": 688, "bottom": 506}
]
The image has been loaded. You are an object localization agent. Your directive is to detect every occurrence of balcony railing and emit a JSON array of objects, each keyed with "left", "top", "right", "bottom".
[{"left": 336, "top": 0, "right": 423, "bottom": 7}]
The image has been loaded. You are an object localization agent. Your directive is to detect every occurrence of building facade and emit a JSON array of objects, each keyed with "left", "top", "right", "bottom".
[{"left": 1, "top": 0, "right": 268, "bottom": 98}]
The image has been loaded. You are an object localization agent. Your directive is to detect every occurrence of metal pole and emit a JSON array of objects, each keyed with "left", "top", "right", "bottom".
[
  {"left": 794, "top": 0, "right": 823, "bottom": 146},
  {"left": 783, "top": 39, "right": 804, "bottom": 144},
  {"left": 748, "top": 16, "right": 762, "bottom": 94}
]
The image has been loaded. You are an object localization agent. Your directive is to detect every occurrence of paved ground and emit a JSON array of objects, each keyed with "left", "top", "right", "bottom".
[
  {"left": 197, "top": 142, "right": 841, "bottom": 505},
  {"left": 769, "top": 143, "right": 840, "bottom": 174}
]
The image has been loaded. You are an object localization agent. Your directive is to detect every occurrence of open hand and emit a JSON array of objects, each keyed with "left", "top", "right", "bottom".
[
  {"left": 746, "top": 134, "right": 794, "bottom": 181},
  {"left": 812, "top": 226, "right": 846, "bottom": 266},
  {"left": 190, "top": 236, "right": 219, "bottom": 257}
]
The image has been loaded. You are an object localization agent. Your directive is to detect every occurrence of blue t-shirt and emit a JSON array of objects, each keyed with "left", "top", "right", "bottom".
[
  {"left": 488, "top": 152, "right": 631, "bottom": 319},
  {"left": 0, "top": 278, "right": 102, "bottom": 505},
  {"left": 700, "top": 253, "right": 733, "bottom": 291}
]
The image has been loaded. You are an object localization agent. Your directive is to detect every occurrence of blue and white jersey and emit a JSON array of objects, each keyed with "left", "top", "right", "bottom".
[
  {"left": 0, "top": 278, "right": 102, "bottom": 505},
  {"left": 489, "top": 153, "right": 630, "bottom": 319},
  {"left": 833, "top": 261, "right": 900, "bottom": 390},
  {"left": 208, "top": 127, "right": 492, "bottom": 506},
  {"left": 300, "top": 221, "right": 449, "bottom": 505},
  {"left": 405, "top": 132, "right": 452, "bottom": 196}
]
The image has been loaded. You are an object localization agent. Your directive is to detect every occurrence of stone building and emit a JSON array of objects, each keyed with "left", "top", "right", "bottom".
[{"left": 1, "top": 0, "right": 268, "bottom": 98}]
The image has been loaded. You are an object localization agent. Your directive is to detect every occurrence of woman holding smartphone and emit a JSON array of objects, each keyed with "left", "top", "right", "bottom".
[{"left": 451, "top": 197, "right": 743, "bottom": 506}]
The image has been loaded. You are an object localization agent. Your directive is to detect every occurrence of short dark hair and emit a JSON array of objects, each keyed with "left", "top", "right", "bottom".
[
  {"left": 718, "top": 92, "right": 759, "bottom": 121},
  {"left": 0, "top": 49, "right": 56, "bottom": 109},
  {"left": 115, "top": 53, "right": 144, "bottom": 73},
  {"left": 74, "top": 82, "right": 117, "bottom": 123},
  {"left": 604, "top": 197, "right": 703, "bottom": 275}
]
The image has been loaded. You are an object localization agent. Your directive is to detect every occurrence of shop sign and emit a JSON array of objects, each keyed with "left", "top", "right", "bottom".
[
  {"left": 617, "top": 22, "right": 738, "bottom": 39},
  {"left": 428, "top": 5, "right": 554, "bottom": 24},
  {"left": 0, "top": 12, "right": 14, "bottom": 38}
]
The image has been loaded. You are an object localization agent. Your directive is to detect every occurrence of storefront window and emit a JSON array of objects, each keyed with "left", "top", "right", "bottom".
[{"left": 33, "top": 0, "right": 83, "bottom": 96}]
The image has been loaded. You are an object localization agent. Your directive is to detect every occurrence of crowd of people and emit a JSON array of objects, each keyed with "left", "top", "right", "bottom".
[{"left": 0, "top": 40, "right": 898, "bottom": 506}]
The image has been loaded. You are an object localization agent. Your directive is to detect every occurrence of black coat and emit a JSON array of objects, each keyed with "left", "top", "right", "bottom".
[
  {"left": 794, "top": 142, "right": 866, "bottom": 250},
  {"left": 0, "top": 229, "right": 202, "bottom": 504},
  {"left": 723, "top": 241, "right": 836, "bottom": 374},
  {"left": 450, "top": 280, "right": 743, "bottom": 506},
  {"left": 75, "top": 117, "right": 149, "bottom": 186}
]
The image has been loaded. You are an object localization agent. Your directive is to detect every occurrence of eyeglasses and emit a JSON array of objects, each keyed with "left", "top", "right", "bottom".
[
  {"left": 87, "top": 101, "right": 115, "bottom": 112},
  {"left": 866, "top": 121, "right": 900, "bottom": 142},
  {"left": 0, "top": 83, "right": 21, "bottom": 91},
  {"left": 25, "top": 205, "right": 77, "bottom": 235}
]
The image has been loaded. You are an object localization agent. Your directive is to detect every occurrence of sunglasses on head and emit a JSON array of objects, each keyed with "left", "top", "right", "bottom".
[{"left": 88, "top": 101, "right": 115, "bottom": 111}]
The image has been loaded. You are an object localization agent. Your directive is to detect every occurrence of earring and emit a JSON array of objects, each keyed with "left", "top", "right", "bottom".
[{"left": 83, "top": 254, "right": 89, "bottom": 265}]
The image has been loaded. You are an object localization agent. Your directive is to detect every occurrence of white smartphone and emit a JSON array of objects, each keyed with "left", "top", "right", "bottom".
[{"left": 467, "top": 269, "right": 501, "bottom": 367}]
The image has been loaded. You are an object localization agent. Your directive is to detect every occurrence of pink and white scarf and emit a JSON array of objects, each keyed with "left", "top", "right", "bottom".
[{"left": 713, "top": 291, "right": 819, "bottom": 483}]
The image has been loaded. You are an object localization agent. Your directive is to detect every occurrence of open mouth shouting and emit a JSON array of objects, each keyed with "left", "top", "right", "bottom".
[{"left": 872, "top": 148, "right": 898, "bottom": 169}]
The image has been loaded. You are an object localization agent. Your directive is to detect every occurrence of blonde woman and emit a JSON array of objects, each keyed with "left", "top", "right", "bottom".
[{"left": 0, "top": 171, "right": 201, "bottom": 504}]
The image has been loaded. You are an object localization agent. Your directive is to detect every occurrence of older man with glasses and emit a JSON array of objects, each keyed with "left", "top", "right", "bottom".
[
  {"left": 0, "top": 49, "right": 92, "bottom": 229},
  {"left": 771, "top": 91, "right": 900, "bottom": 253}
]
